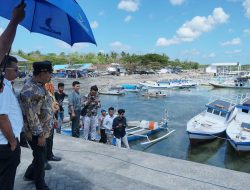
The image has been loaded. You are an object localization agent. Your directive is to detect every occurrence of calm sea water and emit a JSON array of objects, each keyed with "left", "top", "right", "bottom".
[{"left": 99, "top": 86, "right": 250, "bottom": 173}]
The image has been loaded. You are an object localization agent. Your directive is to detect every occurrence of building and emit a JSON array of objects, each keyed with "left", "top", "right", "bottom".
[{"left": 206, "top": 62, "right": 241, "bottom": 75}]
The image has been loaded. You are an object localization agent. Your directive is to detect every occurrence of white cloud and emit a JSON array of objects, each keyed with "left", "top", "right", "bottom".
[
  {"left": 110, "top": 41, "right": 130, "bottom": 51},
  {"left": 90, "top": 21, "right": 99, "bottom": 29},
  {"left": 182, "top": 49, "right": 200, "bottom": 56},
  {"left": 225, "top": 49, "right": 241, "bottom": 54},
  {"left": 118, "top": 0, "right": 139, "bottom": 12},
  {"left": 156, "top": 37, "right": 179, "bottom": 46},
  {"left": 243, "top": 0, "right": 250, "bottom": 18},
  {"left": 244, "top": 28, "right": 250, "bottom": 35},
  {"left": 56, "top": 41, "right": 89, "bottom": 51},
  {"left": 124, "top": 15, "right": 132, "bottom": 22},
  {"left": 99, "top": 49, "right": 105, "bottom": 53},
  {"left": 221, "top": 37, "right": 241, "bottom": 46},
  {"left": 169, "top": 0, "right": 185, "bottom": 6},
  {"left": 204, "top": 53, "right": 216, "bottom": 58},
  {"left": 156, "top": 7, "right": 230, "bottom": 47},
  {"left": 0, "top": 27, "right": 3, "bottom": 35}
]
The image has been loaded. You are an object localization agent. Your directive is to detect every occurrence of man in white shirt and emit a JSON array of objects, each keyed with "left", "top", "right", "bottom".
[
  {"left": 103, "top": 107, "right": 116, "bottom": 145},
  {"left": 0, "top": 55, "right": 23, "bottom": 190}
]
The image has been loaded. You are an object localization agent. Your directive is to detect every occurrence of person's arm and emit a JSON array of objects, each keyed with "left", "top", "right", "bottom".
[
  {"left": 0, "top": 88, "right": 16, "bottom": 150},
  {"left": 103, "top": 116, "right": 109, "bottom": 130},
  {"left": 112, "top": 118, "right": 118, "bottom": 130},
  {"left": 0, "top": 2, "right": 26, "bottom": 62},
  {"left": 0, "top": 115, "right": 17, "bottom": 151},
  {"left": 68, "top": 93, "right": 75, "bottom": 116}
]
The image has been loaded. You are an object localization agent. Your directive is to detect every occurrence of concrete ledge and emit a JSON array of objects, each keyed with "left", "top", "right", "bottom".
[{"left": 15, "top": 134, "right": 250, "bottom": 190}]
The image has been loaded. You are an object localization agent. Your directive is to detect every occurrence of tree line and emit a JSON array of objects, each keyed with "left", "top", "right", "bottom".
[{"left": 15, "top": 50, "right": 202, "bottom": 71}]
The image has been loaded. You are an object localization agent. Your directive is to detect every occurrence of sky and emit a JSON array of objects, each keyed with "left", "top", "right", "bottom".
[{"left": 0, "top": 0, "right": 250, "bottom": 64}]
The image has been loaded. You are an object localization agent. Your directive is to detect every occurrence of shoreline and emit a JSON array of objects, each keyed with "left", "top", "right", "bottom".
[{"left": 14, "top": 71, "right": 212, "bottom": 94}]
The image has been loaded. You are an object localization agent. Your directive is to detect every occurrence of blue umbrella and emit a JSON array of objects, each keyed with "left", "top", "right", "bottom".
[{"left": 0, "top": 0, "right": 96, "bottom": 45}]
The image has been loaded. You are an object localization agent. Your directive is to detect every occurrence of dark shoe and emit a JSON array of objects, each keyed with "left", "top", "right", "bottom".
[
  {"left": 43, "top": 184, "right": 51, "bottom": 190},
  {"left": 48, "top": 155, "right": 61, "bottom": 162},
  {"left": 23, "top": 175, "right": 34, "bottom": 182},
  {"left": 36, "top": 183, "right": 51, "bottom": 190},
  {"left": 44, "top": 162, "right": 52, "bottom": 170}
]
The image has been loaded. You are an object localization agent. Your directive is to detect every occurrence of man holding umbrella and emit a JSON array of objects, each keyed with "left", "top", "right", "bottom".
[{"left": 0, "top": 3, "right": 25, "bottom": 190}]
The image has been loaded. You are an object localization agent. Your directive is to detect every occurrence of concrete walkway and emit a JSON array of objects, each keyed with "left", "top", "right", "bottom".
[{"left": 15, "top": 134, "right": 250, "bottom": 190}]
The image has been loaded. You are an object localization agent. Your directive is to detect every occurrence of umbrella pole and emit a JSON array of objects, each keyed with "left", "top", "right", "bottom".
[{"left": 0, "top": 49, "right": 11, "bottom": 91}]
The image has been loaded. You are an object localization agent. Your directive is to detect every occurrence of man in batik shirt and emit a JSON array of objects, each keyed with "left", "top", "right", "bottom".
[
  {"left": 20, "top": 61, "right": 56, "bottom": 190},
  {"left": 83, "top": 85, "right": 101, "bottom": 141}
]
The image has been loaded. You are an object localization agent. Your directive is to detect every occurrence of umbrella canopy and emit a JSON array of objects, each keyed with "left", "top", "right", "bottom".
[{"left": 0, "top": 0, "right": 96, "bottom": 46}]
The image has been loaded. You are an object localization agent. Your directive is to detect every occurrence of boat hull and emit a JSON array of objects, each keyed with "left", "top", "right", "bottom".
[
  {"left": 127, "top": 127, "right": 162, "bottom": 141},
  {"left": 227, "top": 139, "right": 250, "bottom": 152},
  {"left": 187, "top": 131, "right": 225, "bottom": 144},
  {"left": 209, "top": 82, "right": 250, "bottom": 89}
]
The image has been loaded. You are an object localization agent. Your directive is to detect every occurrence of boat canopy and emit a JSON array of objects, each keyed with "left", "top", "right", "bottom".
[
  {"left": 206, "top": 100, "right": 235, "bottom": 113},
  {"left": 236, "top": 98, "right": 250, "bottom": 110}
]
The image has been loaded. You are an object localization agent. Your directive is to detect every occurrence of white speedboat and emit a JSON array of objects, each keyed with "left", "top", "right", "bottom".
[
  {"left": 141, "top": 87, "right": 167, "bottom": 98},
  {"left": 209, "top": 77, "right": 250, "bottom": 89},
  {"left": 226, "top": 96, "right": 250, "bottom": 152},
  {"left": 139, "top": 81, "right": 172, "bottom": 89},
  {"left": 99, "top": 87, "right": 125, "bottom": 95},
  {"left": 187, "top": 98, "right": 236, "bottom": 144}
]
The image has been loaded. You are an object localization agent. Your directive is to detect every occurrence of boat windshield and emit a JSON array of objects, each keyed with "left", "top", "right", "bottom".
[
  {"left": 207, "top": 108, "right": 213, "bottom": 113},
  {"left": 213, "top": 110, "right": 220, "bottom": 116},
  {"left": 220, "top": 112, "right": 227, "bottom": 117}
]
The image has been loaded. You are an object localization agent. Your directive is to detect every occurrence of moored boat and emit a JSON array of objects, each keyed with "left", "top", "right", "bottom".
[
  {"left": 226, "top": 96, "right": 250, "bottom": 152},
  {"left": 126, "top": 120, "right": 174, "bottom": 145},
  {"left": 209, "top": 77, "right": 250, "bottom": 89},
  {"left": 187, "top": 98, "right": 236, "bottom": 144},
  {"left": 99, "top": 87, "right": 125, "bottom": 95}
]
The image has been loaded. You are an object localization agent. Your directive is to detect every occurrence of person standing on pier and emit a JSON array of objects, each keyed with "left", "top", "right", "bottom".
[
  {"left": 0, "top": 55, "right": 23, "bottom": 190},
  {"left": 55, "top": 82, "right": 67, "bottom": 134},
  {"left": 112, "top": 109, "right": 130, "bottom": 149},
  {"left": 83, "top": 85, "right": 101, "bottom": 141},
  {"left": 20, "top": 61, "right": 55, "bottom": 190},
  {"left": 68, "top": 81, "right": 82, "bottom": 138},
  {"left": 103, "top": 107, "right": 116, "bottom": 145}
]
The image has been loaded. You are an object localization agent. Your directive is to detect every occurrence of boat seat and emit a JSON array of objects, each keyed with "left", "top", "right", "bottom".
[{"left": 214, "top": 104, "right": 224, "bottom": 109}]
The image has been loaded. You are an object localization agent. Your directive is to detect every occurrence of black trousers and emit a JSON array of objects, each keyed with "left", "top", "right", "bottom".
[
  {"left": 45, "top": 129, "right": 54, "bottom": 160},
  {"left": 99, "top": 129, "right": 107, "bottom": 143},
  {"left": 25, "top": 136, "right": 46, "bottom": 189},
  {"left": 0, "top": 139, "right": 21, "bottom": 190}
]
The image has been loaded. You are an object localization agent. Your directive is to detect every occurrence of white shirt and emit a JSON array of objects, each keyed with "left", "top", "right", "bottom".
[
  {"left": 0, "top": 79, "right": 23, "bottom": 144},
  {"left": 103, "top": 114, "right": 116, "bottom": 133}
]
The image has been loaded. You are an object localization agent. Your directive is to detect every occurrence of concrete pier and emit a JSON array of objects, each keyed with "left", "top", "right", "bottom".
[{"left": 15, "top": 134, "right": 250, "bottom": 190}]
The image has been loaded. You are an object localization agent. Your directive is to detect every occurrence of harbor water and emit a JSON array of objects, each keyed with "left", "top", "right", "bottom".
[{"left": 99, "top": 86, "right": 250, "bottom": 173}]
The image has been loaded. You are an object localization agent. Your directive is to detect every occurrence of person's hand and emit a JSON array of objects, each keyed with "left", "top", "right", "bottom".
[
  {"left": 53, "top": 121, "right": 58, "bottom": 129},
  {"left": 37, "top": 136, "right": 46, "bottom": 147},
  {"left": 10, "top": 138, "right": 17, "bottom": 151},
  {"left": 71, "top": 112, "right": 76, "bottom": 118},
  {"left": 12, "top": 1, "right": 26, "bottom": 24},
  {"left": 52, "top": 102, "right": 60, "bottom": 112}
]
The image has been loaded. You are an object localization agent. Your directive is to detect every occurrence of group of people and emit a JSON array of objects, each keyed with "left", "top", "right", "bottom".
[
  {"left": 66, "top": 81, "right": 130, "bottom": 149},
  {"left": 0, "top": 3, "right": 130, "bottom": 190}
]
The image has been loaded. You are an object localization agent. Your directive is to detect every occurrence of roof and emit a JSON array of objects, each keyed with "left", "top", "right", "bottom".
[
  {"left": 68, "top": 63, "right": 93, "bottom": 70},
  {"left": 210, "top": 62, "right": 240, "bottom": 66},
  {"left": 206, "top": 99, "right": 235, "bottom": 112},
  {"left": 11, "top": 54, "right": 28, "bottom": 62},
  {"left": 53, "top": 64, "right": 69, "bottom": 70}
]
